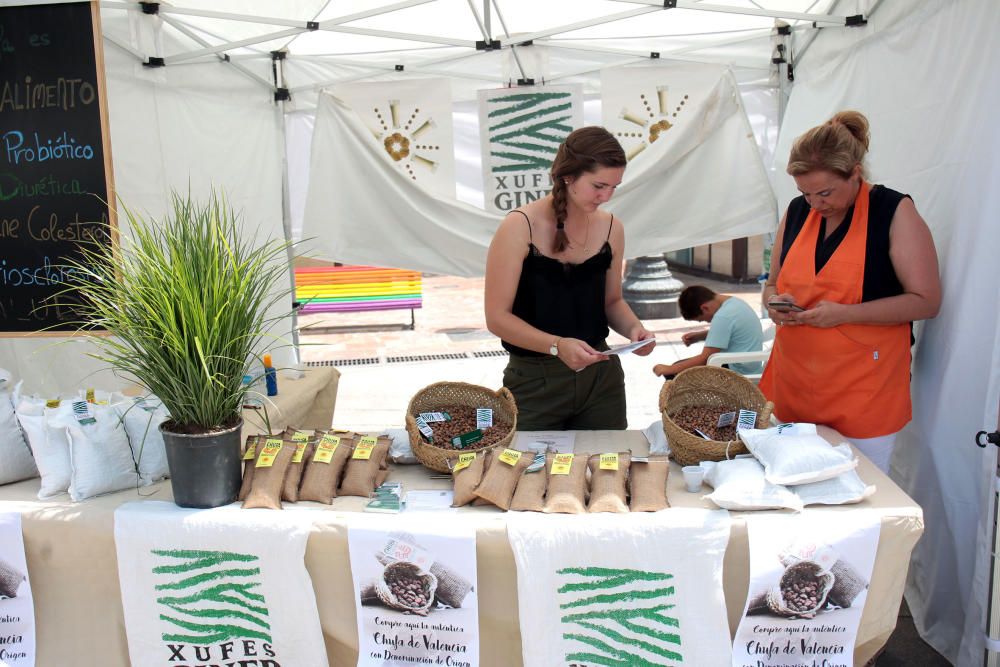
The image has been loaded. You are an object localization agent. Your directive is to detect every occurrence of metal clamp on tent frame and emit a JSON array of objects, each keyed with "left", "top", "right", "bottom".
[
  {"left": 139, "top": 2, "right": 159, "bottom": 15},
  {"left": 274, "top": 88, "right": 290, "bottom": 102},
  {"left": 476, "top": 40, "right": 501, "bottom": 51},
  {"left": 143, "top": 56, "right": 165, "bottom": 68}
]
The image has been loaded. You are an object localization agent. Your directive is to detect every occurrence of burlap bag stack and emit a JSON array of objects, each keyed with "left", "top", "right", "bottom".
[
  {"left": 628, "top": 456, "right": 670, "bottom": 512},
  {"left": 474, "top": 449, "right": 531, "bottom": 510},
  {"left": 299, "top": 432, "right": 354, "bottom": 504},
  {"left": 244, "top": 438, "right": 296, "bottom": 510},
  {"left": 542, "top": 452, "right": 588, "bottom": 514}
]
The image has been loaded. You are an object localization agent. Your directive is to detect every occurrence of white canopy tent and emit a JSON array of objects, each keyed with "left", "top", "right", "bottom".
[{"left": 1, "top": 1, "right": 998, "bottom": 665}]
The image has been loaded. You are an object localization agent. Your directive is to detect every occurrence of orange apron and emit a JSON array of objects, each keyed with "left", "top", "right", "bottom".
[{"left": 759, "top": 182, "right": 911, "bottom": 438}]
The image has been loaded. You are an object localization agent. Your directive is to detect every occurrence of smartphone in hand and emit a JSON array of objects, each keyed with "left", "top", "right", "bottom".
[{"left": 769, "top": 300, "right": 805, "bottom": 313}]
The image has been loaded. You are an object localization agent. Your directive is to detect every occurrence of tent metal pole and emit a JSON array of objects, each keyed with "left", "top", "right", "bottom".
[
  {"left": 155, "top": 5, "right": 311, "bottom": 28},
  {"left": 321, "top": 0, "right": 436, "bottom": 26},
  {"left": 465, "top": 0, "right": 490, "bottom": 42},
  {"left": 483, "top": 0, "right": 491, "bottom": 41},
  {"left": 164, "top": 28, "right": 305, "bottom": 65},
  {"left": 489, "top": 0, "right": 528, "bottom": 84},
  {"left": 272, "top": 55, "right": 301, "bottom": 365},
  {"left": 321, "top": 25, "right": 476, "bottom": 49},
  {"left": 498, "top": 7, "right": 660, "bottom": 46},
  {"left": 537, "top": 41, "right": 770, "bottom": 72},
  {"left": 160, "top": 16, "right": 275, "bottom": 89},
  {"left": 609, "top": 0, "right": 846, "bottom": 26},
  {"left": 102, "top": 32, "right": 147, "bottom": 63},
  {"left": 289, "top": 65, "right": 504, "bottom": 94}
]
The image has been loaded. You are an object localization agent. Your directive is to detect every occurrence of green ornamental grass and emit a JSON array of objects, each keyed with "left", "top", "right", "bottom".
[{"left": 64, "top": 190, "right": 292, "bottom": 433}]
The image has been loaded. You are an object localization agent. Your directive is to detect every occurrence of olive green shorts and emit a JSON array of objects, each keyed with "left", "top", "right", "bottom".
[{"left": 502, "top": 353, "right": 627, "bottom": 431}]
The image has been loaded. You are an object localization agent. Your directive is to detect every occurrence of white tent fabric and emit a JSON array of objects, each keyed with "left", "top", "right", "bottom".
[
  {"left": 772, "top": 1, "right": 1000, "bottom": 664},
  {"left": 300, "top": 63, "right": 775, "bottom": 275}
]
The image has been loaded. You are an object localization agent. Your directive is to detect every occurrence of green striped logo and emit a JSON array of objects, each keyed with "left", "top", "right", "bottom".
[
  {"left": 152, "top": 549, "right": 272, "bottom": 645},
  {"left": 487, "top": 92, "right": 574, "bottom": 173},
  {"left": 558, "top": 566, "right": 683, "bottom": 666}
]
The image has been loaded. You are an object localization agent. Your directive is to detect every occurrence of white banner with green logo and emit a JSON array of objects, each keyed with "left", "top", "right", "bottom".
[
  {"left": 0, "top": 512, "right": 35, "bottom": 666},
  {"left": 478, "top": 84, "right": 583, "bottom": 214},
  {"left": 114, "top": 502, "right": 327, "bottom": 667},
  {"left": 508, "top": 509, "right": 732, "bottom": 667}
]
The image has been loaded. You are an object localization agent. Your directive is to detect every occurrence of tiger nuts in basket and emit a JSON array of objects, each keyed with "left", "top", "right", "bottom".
[
  {"left": 415, "top": 406, "right": 511, "bottom": 451},
  {"left": 670, "top": 405, "right": 740, "bottom": 441}
]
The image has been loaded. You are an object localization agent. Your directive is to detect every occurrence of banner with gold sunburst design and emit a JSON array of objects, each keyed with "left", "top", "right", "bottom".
[
  {"left": 601, "top": 63, "right": 726, "bottom": 166},
  {"left": 478, "top": 84, "right": 583, "bottom": 215},
  {"left": 332, "top": 78, "right": 456, "bottom": 199}
]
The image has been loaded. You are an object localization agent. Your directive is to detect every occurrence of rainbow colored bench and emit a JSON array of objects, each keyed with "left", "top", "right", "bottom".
[{"left": 294, "top": 265, "right": 422, "bottom": 330}]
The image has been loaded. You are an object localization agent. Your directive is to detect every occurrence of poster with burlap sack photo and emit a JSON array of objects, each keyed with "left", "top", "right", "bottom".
[
  {"left": 733, "top": 512, "right": 881, "bottom": 667},
  {"left": 347, "top": 515, "right": 478, "bottom": 667},
  {"left": 0, "top": 513, "right": 34, "bottom": 666}
]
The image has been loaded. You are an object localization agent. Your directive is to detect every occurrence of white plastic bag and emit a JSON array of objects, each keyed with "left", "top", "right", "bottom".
[
  {"left": 50, "top": 399, "right": 139, "bottom": 501},
  {"left": 701, "top": 458, "right": 802, "bottom": 511},
  {"left": 0, "top": 372, "right": 37, "bottom": 485},
  {"left": 738, "top": 424, "right": 857, "bottom": 486},
  {"left": 115, "top": 396, "right": 170, "bottom": 484},
  {"left": 14, "top": 385, "right": 73, "bottom": 499}
]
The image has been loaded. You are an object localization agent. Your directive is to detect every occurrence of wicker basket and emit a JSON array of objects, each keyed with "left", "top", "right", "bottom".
[
  {"left": 658, "top": 365, "right": 773, "bottom": 467},
  {"left": 405, "top": 381, "right": 518, "bottom": 473}
]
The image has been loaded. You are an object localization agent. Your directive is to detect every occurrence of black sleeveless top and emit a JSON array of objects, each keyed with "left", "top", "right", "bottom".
[
  {"left": 502, "top": 210, "right": 613, "bottom": 357},
  {"left": 780, "top": 184, "right": 909, "bottom": 303}
]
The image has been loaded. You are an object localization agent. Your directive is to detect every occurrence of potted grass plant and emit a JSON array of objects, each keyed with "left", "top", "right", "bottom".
[{"left": 63, "top": 190, "right": 292, "bottom": 508}]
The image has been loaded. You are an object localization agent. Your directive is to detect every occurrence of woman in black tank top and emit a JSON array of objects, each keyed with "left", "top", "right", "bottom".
[{"left": 483, "top": 127, "right": 655, "bottom": 431}]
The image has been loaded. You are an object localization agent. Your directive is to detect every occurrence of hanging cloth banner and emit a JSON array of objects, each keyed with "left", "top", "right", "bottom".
[
  {"left": 113, "top": 502, "right": 327, "bottom": 667},
  {"left": 0, "top": 512, "right": 35, "bottom": 666},
  {"left": 477, "top": 84, "right": 584, "bottom": 214},
  {"left": 331, "top": 78, "right": 457, "bottom": 199},
  {"left": 347, "top": 515, "right": 479, "bottom": 667},
  {"left": 508, "top": 509, "right": 732, "bottom": 667},
  {"left": 600, "top": 61, "right": 777, "bottom": 254},
  {"left": 734, "top": 512, "right": 881, "bottom": 667}
]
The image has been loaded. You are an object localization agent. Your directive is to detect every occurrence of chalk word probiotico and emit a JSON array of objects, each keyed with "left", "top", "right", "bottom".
[{"left": 3, "top": 130, "right": 94, "bottom": 166}]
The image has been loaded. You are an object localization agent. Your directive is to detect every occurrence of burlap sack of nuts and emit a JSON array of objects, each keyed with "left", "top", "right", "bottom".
[
  {"left": 280, "top": 429, "right": 314, "bottom": 503},
  {"left": 0, "top": 559, "right": 24, "bottom": 598},
  {"left": 375, "top": 561, "right": 439, "bottom": 616},
  {"left": 244, "top": 437, "right": 297, "bottom": 510},
  {"left": 238, "top": 435, "right": 268, "bottom": 501},
  {"left": 628, "top": 456, "right": 671, "bottom": 512},
  {"left": 765, "top": 560, "right": 835, "bottom": 619},
  {"left": 778, "top": 551, "right": 868, "bottom": 609},
  {"left": 587, "top": 452, "right": 631, "bottom": 513}
]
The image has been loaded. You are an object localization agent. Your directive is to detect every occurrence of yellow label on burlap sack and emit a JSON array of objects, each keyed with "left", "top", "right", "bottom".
[
  {"left": 256, "top": 439, "right": 283, "bottom": 468},
  {"left": 292, "top": 431, "right": 310, "bottom": 443},
  {"left": 313, "top": 435, "right": 340, "bottom": 463},
  {"left": 551, "top": 453, "right": 574, "bottom": 475},
  {"left": 452, "top": 452, "right": 477, "bottom": 473},
  {"left": 599, "top": 453, "right": 619, "bottom": 471},
  {"left": 499, "top": 449, "right": 522, "bottom": 466},
  {"left": 242, "top": 443, "right": 257, "bottom": 461},
  {"left": 292, "top": 441, "right": 308, "bottom": 463},
  {"left": 353, "top": 435, "right": 378, "bottom": 460}
]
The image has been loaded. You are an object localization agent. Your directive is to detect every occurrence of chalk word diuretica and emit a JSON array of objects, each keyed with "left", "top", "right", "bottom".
[{"left": 3, "top": 130, "right": 94, "bottom": 166}]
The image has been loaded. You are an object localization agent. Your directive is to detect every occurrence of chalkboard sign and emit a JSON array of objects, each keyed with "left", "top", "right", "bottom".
[{"left": 0, "top": 1, "right": 115, "bottom": 334}]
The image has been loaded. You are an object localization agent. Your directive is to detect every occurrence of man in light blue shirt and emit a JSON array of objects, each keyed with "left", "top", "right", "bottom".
[{"left": 652, "top": 285, "right": 764, "bottom": 378}]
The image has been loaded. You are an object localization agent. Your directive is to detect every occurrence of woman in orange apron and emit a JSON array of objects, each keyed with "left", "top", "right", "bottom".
[{"left": 759, "top": 111, "right": 941, "bottom": 473}]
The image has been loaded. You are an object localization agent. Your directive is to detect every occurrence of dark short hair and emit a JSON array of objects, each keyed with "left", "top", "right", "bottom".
[{"left": 678, "top": 285, "right": 716, "bottom": 320}]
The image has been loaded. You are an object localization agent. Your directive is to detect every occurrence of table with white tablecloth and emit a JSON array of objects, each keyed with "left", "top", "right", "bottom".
[{"left": 0, "top": 426, "right": 921, "bottom": 666}]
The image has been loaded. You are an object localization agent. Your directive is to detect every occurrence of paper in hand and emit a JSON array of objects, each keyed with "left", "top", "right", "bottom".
[{"left": 605, "top": 339, "right": 656, "bottom": 356}]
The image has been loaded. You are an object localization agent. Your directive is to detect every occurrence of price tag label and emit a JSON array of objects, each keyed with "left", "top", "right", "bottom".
[
  {"left": 418, "top": 412, "right": 451, "bottom": 423},
  {"left": 71, "top": 400, "right": 96, "bottom": 426},
  {"left": 599, "top": 453, "right": 619, "bottom": 471},
  {"left": 313, "top": 435, "right": 340, "bottom": 463},
  {"left": 550, "top": 453, "right": 574, "bottom": 475},
  {"left": 476, "top": 407, "right": 493, "bottom": 429},
  {"left": 717, "top": 411, "right": 736, "bottom": 428},
  {"left": 45, "top": 399, "right": 60, "bottom": 408},
  {"left": 242, "top": 442, "right": 258, "bottom": 461},
  {"left": 414, "top": 416, "right": 434, "bottom": 440},
  {"left": 499, "top": 449, "right": 522, "bottom": 466},
  {"left": 292, "top": 441, "right": 309, "bottom": 463},
  {"left": 353, "top": 435, "right": 378, "bottom": 459},
  {"left": 451, "top": 429, "right": 483, "bottom": 449},
  {"left": 255, "top": 439, "right": 283, "bottom": 468},
  {"left": 451, "top": 452, "right": 477, "bottom": 473},
  {"left": 291, "top": 431, "right": 310, "bottom": 442},
  {"left": 737, "top": 409, "right": 758, "bottom": 431}
]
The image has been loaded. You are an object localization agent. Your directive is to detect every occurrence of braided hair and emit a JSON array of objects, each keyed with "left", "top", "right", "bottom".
[
  {"left": 787, "top": 110, "right": 871, "bottom": 181},
  {"left": 549, "top": 126, "right": 626, "bottom": 253}
]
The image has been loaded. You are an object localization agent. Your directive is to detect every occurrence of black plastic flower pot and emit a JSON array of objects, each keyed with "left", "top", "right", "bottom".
[{"left": 160, "top": 418, "right": 243, "bottom": 509}]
